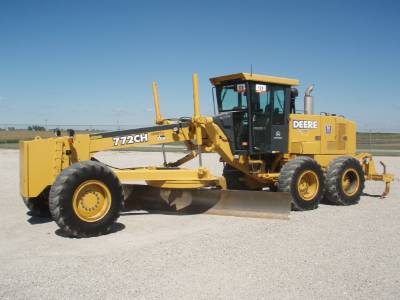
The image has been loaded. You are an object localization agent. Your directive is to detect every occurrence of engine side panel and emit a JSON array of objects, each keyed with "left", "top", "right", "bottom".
[
  {"left": 288, "top": 114, "right": 356, "bottom": 155},
  {"left": 20, "top": 138, "right": 59, "bottom": 198}
]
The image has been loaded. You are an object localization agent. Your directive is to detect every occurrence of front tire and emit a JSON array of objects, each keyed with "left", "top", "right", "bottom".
[
  {"left": 324, "top": 156, "right": 365, "bottom": 205},
  {"left": 49, "top": 161, "right": 123, "bottom": 237},
  {"left": 278, "top": 157, "right": 324, "bottom": 211},
  {"left": 23, "top": 189, "right": 51, "bottom": 217}
]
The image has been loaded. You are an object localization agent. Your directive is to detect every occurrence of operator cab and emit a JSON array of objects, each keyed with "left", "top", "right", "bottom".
[{"left": 210, "top": 73, "right": 299, "bottom": 155}]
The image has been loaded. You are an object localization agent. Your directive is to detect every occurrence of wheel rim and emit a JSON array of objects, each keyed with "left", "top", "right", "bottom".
[
  {"left": 297, "top": 170, "right": 319, "bottom": 201},
  {"left": 341, "top": 168, "right": 360, "bottom": 197},
  {"left": 72, "top": 180, "right": 112, "bottom": 222}
]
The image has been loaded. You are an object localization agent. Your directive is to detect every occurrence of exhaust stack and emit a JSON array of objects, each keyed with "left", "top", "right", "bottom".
[{"left": 304, "top": 85, "right": 314, "bottom": 114}]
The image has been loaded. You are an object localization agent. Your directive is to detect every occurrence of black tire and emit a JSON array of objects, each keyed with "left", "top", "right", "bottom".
[
  {"left": 49, "top": 161, "right": 123, "bottom": 237},
  {"left": 222, "top": 164, "right": 249, "bottom": 190},
  {"left": 269, "top": 184, "right": 278, "bottom": 192},
  {"left": 23, "top": 188, "right": 51, "bottom": 217},
  {"left": 278, "top": 156, "right": 324, "bottom": 211},
  {"left": 324, "top": 156, "right": 365, "bottom": 205}
]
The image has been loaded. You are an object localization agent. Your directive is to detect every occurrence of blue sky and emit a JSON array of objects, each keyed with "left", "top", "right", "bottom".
[{"left": 0, "top": 0, "right": 399, "bottom": 131}]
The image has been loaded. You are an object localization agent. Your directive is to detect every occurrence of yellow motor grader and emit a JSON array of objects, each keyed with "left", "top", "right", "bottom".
[{"left": 20, "top": 72, "right": 394, "bottom": 237}]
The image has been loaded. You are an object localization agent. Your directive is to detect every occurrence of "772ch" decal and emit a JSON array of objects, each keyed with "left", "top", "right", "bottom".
[{"left": 112, "top": 133, "right": 148, "bottom": 146}]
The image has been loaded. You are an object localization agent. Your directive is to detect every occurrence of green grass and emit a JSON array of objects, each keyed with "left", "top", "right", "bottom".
[{"left": 0, "top": 143, "right": 19, "bottom": 149}]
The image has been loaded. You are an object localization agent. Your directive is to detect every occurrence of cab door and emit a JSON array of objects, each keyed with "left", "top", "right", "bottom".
[
  {"left": 270, "top": 85, "right": 289, "bottom": 153},
  {"left": 251, "top": 83, "right": 272, "bottom": 152},
  {"left": 250, "top": 84, "right": 289, "bottom": 154}
]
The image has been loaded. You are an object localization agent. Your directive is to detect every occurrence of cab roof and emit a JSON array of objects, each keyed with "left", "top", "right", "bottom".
[{"left": 209, "top": 72, "right": 299, "bottom": 86}]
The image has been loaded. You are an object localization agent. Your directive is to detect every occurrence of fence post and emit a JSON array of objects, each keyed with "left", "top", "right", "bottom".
[{"left": 369, "top": 129, "right": 372, "bottom": 152}]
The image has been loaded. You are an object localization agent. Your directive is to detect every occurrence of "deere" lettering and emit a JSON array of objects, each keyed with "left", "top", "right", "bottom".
[{"left": 293, "top": 120, "right": 318, "bottom": 129}]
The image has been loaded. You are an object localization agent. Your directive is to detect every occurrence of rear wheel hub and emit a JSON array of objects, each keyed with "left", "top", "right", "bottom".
[
  {"left": 341, "top": 168, "right": 360, "bottom": 197},
  {"left": 297, "top": 170, "right": 319, "bottom": 201}
]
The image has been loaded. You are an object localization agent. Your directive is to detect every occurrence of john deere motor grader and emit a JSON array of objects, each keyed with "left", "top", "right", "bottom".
[{"left": 20, "top": 73, "right": 394, "bottom": 237}]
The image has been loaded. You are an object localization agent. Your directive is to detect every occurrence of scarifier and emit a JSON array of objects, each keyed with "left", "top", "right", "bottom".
[{"left": 20, "top": 72, "right": 394, "bottom": 237}]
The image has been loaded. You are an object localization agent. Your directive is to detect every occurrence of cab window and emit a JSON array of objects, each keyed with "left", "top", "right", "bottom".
[
  {"left": 217, "top": 84, "right": 248, "bottom": 112},
  {"left": 272, "top": 87, "right": 286, "bottom": 125},
  {"left": 251, "top": 83, "right": 271, "bottom": 113}
]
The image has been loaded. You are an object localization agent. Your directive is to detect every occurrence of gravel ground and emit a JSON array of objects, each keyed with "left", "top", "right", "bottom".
[{"left": 0, "top": 149, "right": 399, "bottom": 299}]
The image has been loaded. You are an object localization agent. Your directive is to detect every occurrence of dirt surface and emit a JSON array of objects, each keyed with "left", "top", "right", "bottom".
[{"left": 0, "top": 149, "right": 399, "bottom": 299}]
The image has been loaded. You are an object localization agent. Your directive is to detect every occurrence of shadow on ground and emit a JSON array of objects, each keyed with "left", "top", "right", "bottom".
[
  {"left": 27, "top": 212, "right": 53, "bottom": 224},
  {"left": 319, "top": 192, "right": 383, "bottom": 206},
  {"left": 55, "top": 222, "right": 126, "bottom": 238},
  {"left": 362, "top": 192, "right": 382, "bottom": 198}
]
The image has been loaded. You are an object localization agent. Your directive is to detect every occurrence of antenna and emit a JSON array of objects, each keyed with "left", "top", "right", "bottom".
[{"left": 250, "top": 64, "right": 253, "bottom": 76}]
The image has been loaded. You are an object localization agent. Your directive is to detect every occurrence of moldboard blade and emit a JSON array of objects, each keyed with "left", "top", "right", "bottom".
[{"left": 123, "top": 185, "right": 290, "bottom": 220}]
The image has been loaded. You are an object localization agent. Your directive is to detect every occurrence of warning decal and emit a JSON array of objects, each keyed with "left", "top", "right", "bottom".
[
  {"left": 255, "top": 84, "right": 267, "bottom": 93},
  {"left": 237, "top": 84, "right": 246, "bottom": 93}
]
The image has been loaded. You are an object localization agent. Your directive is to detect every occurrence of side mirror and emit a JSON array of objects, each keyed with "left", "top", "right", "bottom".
[
  {"left": 290, "top": 88, "right": 299, "bottom": 98},
  {"left": 290, "top": 88, "right": 299, "bottom": 114}
]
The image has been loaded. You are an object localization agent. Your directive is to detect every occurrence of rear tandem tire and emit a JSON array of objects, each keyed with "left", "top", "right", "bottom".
[
  {"left": 324, "top": 156, "right": 365, "bottom": 205},
  {"left": 278, "top": 156, "right": 324, "bottom": 211},
  {"left": 49, "top": 161, "right": 123, "bottom": 237}
]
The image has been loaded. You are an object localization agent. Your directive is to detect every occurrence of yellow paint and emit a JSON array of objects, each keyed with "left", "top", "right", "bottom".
[
  {"left": 19, "top": 134, "right": 91, "bottom": 198},
  {"left": 209, "top": 73, "right": 299, "bottom": 86},
  {"left": 297, "top": 170, "right": 319, "bottom": 201},
  {"left": 72, "top": 180, "right": 112, "bottom": 222},
  {"left": 115, "top": 167, "right": 216, "bottom": 181},
  {"left": 20, "top": 72, "right": 394, "bottom": 200},
  {"left": 192, "top": 73, "right": 203, "bottom": 147},
  {"left": 89, "top": 127, "right": 194, "bottom": 153},
  {"left": 19, "top": 142, "right": 29, "bottom": 197},
  {"left": 355, "top": 153, "right": 394, "bottom": 183},
  {"left": 152, "top": 81, "right": 164, "bottom": 125},
  {"left": 341, "top": 168, "right": 360, "bottom": 197},
  {"left": 288, "top": 114, "right": 356, "bottom": 155},
  {"left": 20, "top": 137, "right": 63, "bottom": 198}
]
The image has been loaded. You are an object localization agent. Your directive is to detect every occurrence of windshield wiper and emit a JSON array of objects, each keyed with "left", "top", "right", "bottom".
[
  {"left": 221, "top": 88, "right": 228, "bottom": 102},
  {"left": 276, "top": 94, "right": 284, "bottom": 110}
]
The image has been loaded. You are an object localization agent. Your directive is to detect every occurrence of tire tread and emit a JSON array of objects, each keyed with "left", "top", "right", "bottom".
[
  {"left": 49, "top": 161, "right": 123, "bottom": 237},
  {"left": 278, "top": 156, "right": 324, "bottom": 211},
  {"left": 324, "top": 156, "right": 365, "bottom": 205}
]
